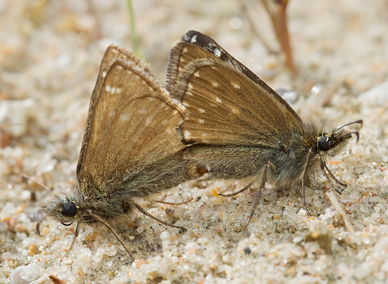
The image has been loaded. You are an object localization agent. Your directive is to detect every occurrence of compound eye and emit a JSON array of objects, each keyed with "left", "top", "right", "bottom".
[
  {"left": 318, "top": 136, "right": 334, "bottom": 151},
  {"left": 62, "top": 201, "right": 77, "bottom": 217}
]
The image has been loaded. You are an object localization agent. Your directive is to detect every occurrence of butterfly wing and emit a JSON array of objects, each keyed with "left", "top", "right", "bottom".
[
  {"left": 77, "top": 45, "right": 155, "bottom": 174},
  {"left": 77, "top": 46, "right": 185, "bottom": 197},
  {"left": 167, "top": 36, "right": 304, "bottom": 147},
  {"left": 167, "top": 30, "right": 303, "bottom": 127},
  {"left": 171, "top": 58, "right": 303, "bottom": 147}
]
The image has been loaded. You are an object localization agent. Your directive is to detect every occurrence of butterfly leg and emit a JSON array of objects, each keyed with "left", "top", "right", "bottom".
[
  {"left": 219, "top": 182, "right": 253, "bottom": 197},
  {"left": 35, "top": 215, "right": 47, "bottom": 237},
  {"left": 53, "top": 221, "right": 82, "bottom": 263},
  {"left": 153, "top": 198, "right": 194, "bottom": 205},
  {"left": 133, "top": 203, "right": 187, "bottom": 233},
  {"left": 69, "top": 221, "right": 81, "bottom": 252},
  {"left": 302, "top": 149, "right": 314, "bottom": 215},
  {"left": 320, "top": 160, "right": 347, "bottom": 193},
  {"left": 87, "top": 210, "right": 134, "bottom": 260},
  {"left": 246, "top": 165, "right": 269, "bottom": 225}
]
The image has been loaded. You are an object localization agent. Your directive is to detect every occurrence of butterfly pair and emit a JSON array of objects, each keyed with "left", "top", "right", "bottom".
[{"left": 42, "top": 31, "right": 362, "bottom": 259}]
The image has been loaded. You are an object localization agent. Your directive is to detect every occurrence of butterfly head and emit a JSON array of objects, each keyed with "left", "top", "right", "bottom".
[
  {"left": 42, "top": 184, "right": 85, "bottom": 226},
  {"left": 316, "top": 120, "right": 362, "bottom": 158}
]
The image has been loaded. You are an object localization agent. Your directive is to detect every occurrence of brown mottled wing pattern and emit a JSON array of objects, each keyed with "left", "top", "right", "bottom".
[
  {"left": 167, "top": 31, "right": 304, "bottom": 147},
  {"left": 77, "top": 45, "right": 154, "bottom": 176},
  {"left": 170, "top": 58, "right": 301, "bottom": 147},
  {"left": 167, "top": 30, "right": 303, "bottom": 126},
  {"left": 77, "top": 46, "right": 185, "bottom": 197}
]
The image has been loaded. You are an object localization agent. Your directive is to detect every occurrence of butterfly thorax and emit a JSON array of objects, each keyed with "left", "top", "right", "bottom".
[{"left": 264, "top": 131, "right": 315, "bottom": 188}]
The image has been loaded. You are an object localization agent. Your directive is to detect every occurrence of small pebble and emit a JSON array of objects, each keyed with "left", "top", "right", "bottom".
[
  {"left": 160, "top": 231, "right": 170, "bottom": 241},
  {"left": 10, "top": 263, "right": 42, "bottom": 284},
  {"left": 243, "top": 247, "right": 251, "bottom": 254}
]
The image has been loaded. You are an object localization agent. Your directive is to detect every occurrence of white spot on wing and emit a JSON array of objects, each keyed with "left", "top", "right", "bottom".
[
  {"left": 188, "top": 83, "right": 193, "bottom": 89},
  {"left": 166, "top": 128, "right": 172, "bottom": 134},
  {"left": 231, "top": 107, "right": 240, "bottom": 114},
  {"left": 214, "top": 48, "right": 221, "bottom": 57},
  {"left": 212, "top": 82, "right": 219, "bottom": 87},
  {"left": 115, "top": 88, "right": 122, "bottom": 94},
  {"left": 198, "top": 108, "right": 206, "bottom": 113},
  {"left": 183, "top": 101, "right": 190, "bottom": 107},
  {"left": 183, "top": 47, "right": 188, "bottom": 53},
  {"left": 194, "top": 72, "right": 200, "bottom": 77},
  {"left": 145, "top": 117, "right": 151, "bottom": 126},
  {"left": 190, "top": 35, "right": 197, "bottom": 43},
  {"left": 105, "top": 85, "right": 111, "bottom": 92},
  {"left": 102, "top": 71, "right": 107, "bottom": 78},
  {"left": 184, "top": 131, "right": 191, "bottom": 138},
  {"left": 215, "top": 97, "right": 222, "bottom": 103},
  {"left": 231, "top": 82, "right": 240, "bottom": 89},
  {"left": 186, "top": 91, "right": 193, "bottom": 96},
  {"left": 121, "top": 114, "right": 129, "bottom": 121}
]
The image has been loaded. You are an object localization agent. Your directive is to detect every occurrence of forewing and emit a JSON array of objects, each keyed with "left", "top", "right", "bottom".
[
  {"left": 77, "top": 45, "right": 154, "bottom": 175},
  {"left": 167, "top": 31, "right": 304, "bottom": 147},
  {"left": 77, "top": 52, "right": 185, "bottom": 197},
  {"left": 172, "top": 58, "right": 303, "bottom": 147},
  {"left": 168, "top": 31, "right": 302, "bottom": 125}
]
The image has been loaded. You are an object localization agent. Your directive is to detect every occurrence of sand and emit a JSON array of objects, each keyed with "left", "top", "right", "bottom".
[{"left": 1, "top": 1, "right": 388, "bottom": 283}]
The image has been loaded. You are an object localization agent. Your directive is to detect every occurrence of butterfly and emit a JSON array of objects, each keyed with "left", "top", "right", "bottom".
[
  {"left": 166, "top": 30, "right": 362, "bottom": 220},
  {"left": 41, "top": 45, "right": 199, "bottom": 259}
]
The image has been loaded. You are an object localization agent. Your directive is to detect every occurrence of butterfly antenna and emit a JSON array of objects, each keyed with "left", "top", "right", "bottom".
[
  {"left": 336, "top": 119, "right": 363, "bottom": 131},
  {"left": 349, "top": 131, "right": 360, "bottom": 143},
  {"left": 21, "top": 174, "right": 61, "bottom": 199},
  {"left": 336, "top": 120, "right": 362, "bottom": 143}
]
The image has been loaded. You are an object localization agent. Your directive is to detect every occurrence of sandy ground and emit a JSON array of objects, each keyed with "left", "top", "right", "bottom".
[{"left": 1, "top": 1, "right": 388, "bottom": 283}]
